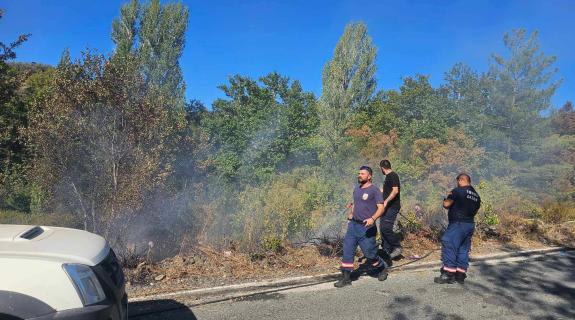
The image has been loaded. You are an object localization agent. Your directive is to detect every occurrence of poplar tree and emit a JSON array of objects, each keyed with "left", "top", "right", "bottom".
[{"left": 318, "top": 22, "right": 377, "bottom": 171}]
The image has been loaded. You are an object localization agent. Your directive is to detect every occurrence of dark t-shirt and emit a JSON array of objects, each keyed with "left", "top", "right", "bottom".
[
  {"left": 382, "top": 171, "right": 401, "bottom": 209},
  {"left": 353, "top": 184, "right": 384, "bottom": 221},
  {"left": 447, "top": 186, "right": 481, "bottom": 223}
]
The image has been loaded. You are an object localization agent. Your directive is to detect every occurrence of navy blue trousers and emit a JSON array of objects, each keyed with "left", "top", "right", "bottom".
[
  {"left": 341, "top": 221, "right": 385, "bottom": 271},
  {"left": 441, "top": 222, "right": 475, "bottom": 273},
  {"left": 380, "top": 206, "right": 401, "bottom": 252}
]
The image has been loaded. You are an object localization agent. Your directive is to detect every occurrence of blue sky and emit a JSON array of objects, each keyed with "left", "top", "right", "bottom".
[{"left": 1, "top": 0, "right": 573, "bottom": 108}]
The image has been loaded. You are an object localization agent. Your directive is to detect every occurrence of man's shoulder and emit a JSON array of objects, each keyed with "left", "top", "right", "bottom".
[
  {"left": 453, "top": 186, "right": 480, "bottom": 198},
  {"left": 384, "top": 172, "right": 398, "bottom": 181},
  {"left": 367, "top": 184, "right": 380, "bottom": 193},
  {"left": 451, "top": 187, "right": 464, "bottom": 196},
  {"left": 467, "top": 186, "right": 480, "bottom": 196},
  {"left": 388, "top": 171, "right": 400, "bottom": 181},
  {"left": 355, "top": 185, "right": 376, "bottom": 192}
]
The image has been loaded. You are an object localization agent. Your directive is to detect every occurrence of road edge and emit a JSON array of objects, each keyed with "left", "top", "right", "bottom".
[{"left": 128, "top": 246, "right": 573, "bottom": 317}]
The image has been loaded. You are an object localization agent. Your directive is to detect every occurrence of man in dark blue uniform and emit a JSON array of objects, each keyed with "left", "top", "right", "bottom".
[
  {"left": 435, "top": 173, "right": 481, "bottom": 284},
  {"left": 334, "top": 166, "right": 388, "bottom": 288},
  {"left": 379, "top": 159, "right": 402, "bottom": 259}
]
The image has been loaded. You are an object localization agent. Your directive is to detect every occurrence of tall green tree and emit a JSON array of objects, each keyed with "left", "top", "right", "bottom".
[
  {"left": 395, "top": 75, "right": 456, "bottom": 142},
  {"left": 111, "top": 0, "right": 139, "bottom": 59},
  {"left": 485, "top": 29, "right": 561, "bottom": 161},
  {"left": 205, "top": 73, "right": 318, "bottom": 184},
  {"left": 350, "top": 90, "right": 401, "bottom": 135},
  {"left": 353, "top": 76, "right": 456, "bottom": 143},
  {"left": 318, "top": 22, "right": 377, "bottom": 171},
  {"left": 111, "top": 0, "right": 189, "bottom": 116},
  {"left": 444, "top": 63, "right": 490, "bottom": 142}
]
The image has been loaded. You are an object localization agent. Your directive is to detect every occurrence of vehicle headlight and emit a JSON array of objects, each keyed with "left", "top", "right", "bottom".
[{"left": 63, "top": 264, "right": 106, "bottom": 306}]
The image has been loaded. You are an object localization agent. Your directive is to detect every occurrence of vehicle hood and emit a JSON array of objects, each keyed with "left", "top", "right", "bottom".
[{"left": 0, "top": 224, "right": 109, "bottom": 266}]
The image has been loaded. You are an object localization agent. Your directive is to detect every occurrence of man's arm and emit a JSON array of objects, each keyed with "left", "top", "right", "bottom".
[
  {"left": 364, "top": 203, "right": 385, "bottom": 227},
  {"left": 383, "top": 187, "right": 399, "bottom": 208},
  {"left": 347, "top": 202, "right": 354, "bottom": 220},
  {"left": 443, "top": 191, "right": 454, "bottom": 209}
]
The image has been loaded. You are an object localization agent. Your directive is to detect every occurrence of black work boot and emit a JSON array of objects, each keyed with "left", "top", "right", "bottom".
[
  {"left": 434, "top": 271, "right": 456, "bottom": 284},
  {"left": 372, "top": 259, "right": 389, "bottom": 281},
  {"left": 455, "top": 271, "right": 467, "bottom": 284},
  {"left": 334, "top": 270, "right": 352, "bottom": 288},
  {"left": 357, "top": 260, "right": 369, "bottom": 273},
  {"left": 377, "top": 268, "right": 388, "bottom": 281},
  {"left": 389, "top": 247, "right": 403, "bottom": 260}
]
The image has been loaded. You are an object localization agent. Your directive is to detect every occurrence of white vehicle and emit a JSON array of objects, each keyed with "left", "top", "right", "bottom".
[{"left": 0, "top": 225, "right": 127, "bottom": 320}]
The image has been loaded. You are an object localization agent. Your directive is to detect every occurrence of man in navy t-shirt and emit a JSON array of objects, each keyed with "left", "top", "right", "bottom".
[
  {"left": 435, "top": 173, "right": 481, "bottom": 284},
  {"left": 334, "top": 166, "right": 388, "bottom": 288}
]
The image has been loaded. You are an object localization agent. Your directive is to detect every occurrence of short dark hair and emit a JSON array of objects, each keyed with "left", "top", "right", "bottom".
[
  {"left": 359, "top": 165, "right": 373, "bottom": 176},
  {"left": 456, "top": 173, "right": 471, "bottom": 183},
  {"left": 380, "top": 159, "right": 392, "bottom": 169}
]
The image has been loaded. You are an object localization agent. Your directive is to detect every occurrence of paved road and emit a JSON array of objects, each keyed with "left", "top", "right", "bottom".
[{"left": 131, "top": 252, "right": 575, "bottom": 320}]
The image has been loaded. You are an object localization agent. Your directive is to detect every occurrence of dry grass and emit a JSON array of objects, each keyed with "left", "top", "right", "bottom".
[
  {"left": 495, "top": 214, "right": 575, "bottom": 247},
  {"left": 125, "top": 215, "right": 575, "bottom": 298},
  {"left": 124, "top": 244, "right": 339, "bottom": 297},
  {"left": 541, "top": 201, "right": 575, "bottom": 224}
]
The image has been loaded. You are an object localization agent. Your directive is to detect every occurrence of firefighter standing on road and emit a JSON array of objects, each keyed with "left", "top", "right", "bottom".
[
  {"left": 334, "top": 166, "right": 388, "bottom": 288},
  {"left": 435, "top": 173, "right": 481, "bottom": 284}
]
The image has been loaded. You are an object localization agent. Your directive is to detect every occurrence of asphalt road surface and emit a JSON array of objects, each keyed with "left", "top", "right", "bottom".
[{"left": 131, "top": 252, "right": 575, "bottom": 320}]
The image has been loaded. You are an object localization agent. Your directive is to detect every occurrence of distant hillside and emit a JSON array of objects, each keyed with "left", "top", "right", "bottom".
[{"left": 8, "top": 62, "right": 52, "bottom": 77}]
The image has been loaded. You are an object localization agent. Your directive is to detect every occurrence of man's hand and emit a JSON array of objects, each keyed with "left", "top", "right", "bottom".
[
  {"left": 370, "top": 203, "right": 385, "bottom": 223},
  {"left": 347, "top": 203, "right": 353, "bottom": 220},
  {"left": 363, "top": 217, "right": 375, "bottom": 227}
]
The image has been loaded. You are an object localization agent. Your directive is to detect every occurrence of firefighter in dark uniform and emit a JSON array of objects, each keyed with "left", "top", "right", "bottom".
[
  {"left": 379, "top": 159, "right": 402, "bottom": 259},
  {"left": 334, "top": 166, "right": 388, "bottom": 288},
  {"left": 435, "top": 173, "right": 481, "bottom": 284}
]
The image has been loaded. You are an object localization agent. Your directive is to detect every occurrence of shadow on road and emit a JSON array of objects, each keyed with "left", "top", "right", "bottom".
[
  {"left": 385, "top": 254, "right": 575, "bottom": 320},
  {"left": 468, "top": 254, "right": 575, "bottom": 319},
  {"left": 387, "top": 294, "right": 466, "bottom": 320},
  {"left": 129, "top": 299, "right": 198, "bottom": 320}
]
